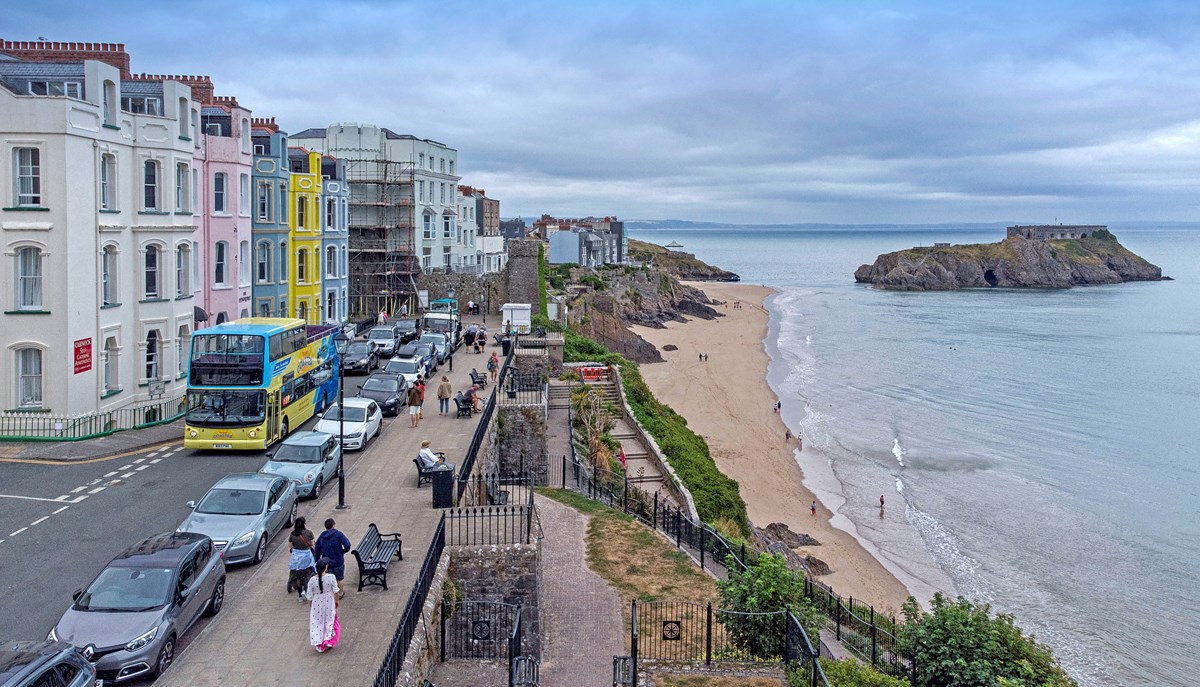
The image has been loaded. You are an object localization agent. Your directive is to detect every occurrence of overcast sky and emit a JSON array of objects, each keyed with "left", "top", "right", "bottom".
[{"left": 6, "top": 1, "right": 1200, "bottom": 224}]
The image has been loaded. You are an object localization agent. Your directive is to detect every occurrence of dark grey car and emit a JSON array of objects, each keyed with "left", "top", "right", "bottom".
[
  {"left": 0, "top": 641, "right": 95, "bottom": 687},
  {"left": 49, "top": 532, "right": 225, "bottom": 684}
]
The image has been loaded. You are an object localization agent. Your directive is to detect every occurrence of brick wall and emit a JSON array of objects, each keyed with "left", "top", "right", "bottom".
[{"left": 0, "top": 40, "right": 130, "bottom": 77}]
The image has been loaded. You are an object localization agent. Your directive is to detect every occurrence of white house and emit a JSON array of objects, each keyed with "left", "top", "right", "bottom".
[{"left": 0, "top": 53, "right": 196, "bottom": 426}]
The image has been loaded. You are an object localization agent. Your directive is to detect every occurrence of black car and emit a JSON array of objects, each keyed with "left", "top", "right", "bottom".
[
  {"left": 341, "top": 340, "right": 379, "bottom": 374},
  {"left": 0, "top": 641, "right": 95, "bottom": 687},
  {"left": 393, "top": 319, "right": 421, "bottom": 345},
  {"left": 356, "top": 373, "right": 408, "bottom": 416}
]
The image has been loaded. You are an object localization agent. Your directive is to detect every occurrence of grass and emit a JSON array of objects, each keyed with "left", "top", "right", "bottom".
[{"left": 655, "top": 675, "right": 785, "bottom": 687}]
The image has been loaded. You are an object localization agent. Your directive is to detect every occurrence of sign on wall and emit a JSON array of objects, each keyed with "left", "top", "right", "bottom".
[{"left": 73, "top": 338, "right": 92, "bottom": 374}]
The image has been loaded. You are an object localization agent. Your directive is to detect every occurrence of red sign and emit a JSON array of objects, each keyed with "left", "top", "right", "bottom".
[{"left": 73, "top": 338, "right": 92, "bottom": 374}]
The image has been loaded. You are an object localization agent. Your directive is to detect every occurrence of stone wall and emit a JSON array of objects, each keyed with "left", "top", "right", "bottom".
[
  {"left": 493, "top": 405, "right": 548, "bottom": 481},
  {"left": 396, "top": 551, "right": 452, "bottom": 687},
  {"left": 418, "top": 271, "right": 508, "bottom": 315},
  {"left": 447, "top": 544, "right": 541, "bottom": 657},
  {"left": 506, "top": 240, "right": 542, "bottom": 309}
]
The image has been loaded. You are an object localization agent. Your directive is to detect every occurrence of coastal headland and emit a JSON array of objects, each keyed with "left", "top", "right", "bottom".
[{"left": 631, "top": 281, "right": 912, "bottom": 611}]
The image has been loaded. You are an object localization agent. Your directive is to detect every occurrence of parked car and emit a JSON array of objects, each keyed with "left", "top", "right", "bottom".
[
  {"left": 177, "top": 473, "right": 297, "bottom": 565},
  {"left": 0, "top": 641, "right": 95, "bottom": 687},
  {"left": 365, "top": 326, "right": 401, "bottom": 357},
  {"left": 356, "top": 373, "right": 408, "bottom": 416},
  {"left": 393, "top": 318, "right": 421, "bottom": 345},
  {"left": 259, "top": 431, "right": 342, "bottom": 499},
  {"left": 340, "top": 340, "right": 378, "bottom": 374},
  {"left": 47, "top": 532, "right": 225, "bottom": 684},
  {"left": 382, "top": 356, "right": 427, "bottom": 385},
  {"left": 396, "top": 343, "right": 437, "bottom": 376},
  {"left": 314, "top": 398, "right": 382, "bottom": 451},
  {"left": 420, "top": 332, "right": 450, "bottom": 363}
]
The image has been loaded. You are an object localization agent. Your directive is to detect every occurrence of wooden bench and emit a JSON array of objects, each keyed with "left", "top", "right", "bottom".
[
  {"left": 350, "top": 523, "right": 403, "bottom": 592},
  {"left": 413, "top": 454, "right": 445, "bottom": 487},
  {"left": 469, "top": 369, "right": 488, "bottom": 388},
  {"left": 453, "top": 396, "right": 473, "bottom": 418}
]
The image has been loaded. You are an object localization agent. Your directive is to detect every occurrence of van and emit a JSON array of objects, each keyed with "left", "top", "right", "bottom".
[
  {"left": 421, "top": 312, "right": 460, "bottom": 349},
  {"left": 501, "top": 303, "right": 532, "bottom": 334}
]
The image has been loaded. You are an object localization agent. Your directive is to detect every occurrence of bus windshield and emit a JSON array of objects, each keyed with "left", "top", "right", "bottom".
[
  {"left": 186, "top": 390, "right": 266, "bottom": 427},
  {"left": 190, "top": 334, "right": 266, "bottom": 386}
]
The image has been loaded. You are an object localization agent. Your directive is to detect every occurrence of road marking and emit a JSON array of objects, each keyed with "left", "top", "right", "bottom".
[
  {"left": 0, "top": 439, "right": 182, "bottom": 465},
  {"left": 71, "top": 487, "right": 87, "bottom": 493},
  {"left": 53, "top": 505, "right": 69, "bottom": 514},
  {"left": 70, "top": 495, "right": 88, "bottom": 503},
  {"left": 150, "top": 458, "right": 162, "bottom": 464},
  {"left": 104, "top": 471, "right": 118, "bottom": 477},
  {"left": 136, "top": 465, "right": 150, "bottom": 471},
  {"left": 9, "top": 528, "right": 27, "bottom": 536},
  {"left": 0, "top": 494, "right": 75, "bottom": 503},
  {"left": 88, "top": 479, "right": 101, "bottom": 485},
  {"left": 133, "top": 458, "right": 146, "bottom": 464},
  {"left": 88, "top": 486, "right": 106, "bottom": 494},
  {"left": 30, "top": 516, "right": 49, "bottom": 526},
  {"left": 104, "top": 480, "right": 122, "bottom": 486},
  {"left": 118, "top": 472, "right": 134, "bottom": 478},
  {"left": 119, "top": 465, "right": 133, "bottom": 470}
]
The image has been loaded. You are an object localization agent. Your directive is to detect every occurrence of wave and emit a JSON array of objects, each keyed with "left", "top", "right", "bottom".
[{"left": 892, "top": 437, "right": 906, "bottom": 467}]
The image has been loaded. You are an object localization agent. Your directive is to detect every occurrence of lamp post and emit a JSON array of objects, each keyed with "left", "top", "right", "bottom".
[{"left": 333, "top": 331, "right": 351, "bottom": 510}]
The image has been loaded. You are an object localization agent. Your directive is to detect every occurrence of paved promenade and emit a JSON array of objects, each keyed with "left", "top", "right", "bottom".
[{"left": 158, "top": 348, "right": 492, "bottom": 687}]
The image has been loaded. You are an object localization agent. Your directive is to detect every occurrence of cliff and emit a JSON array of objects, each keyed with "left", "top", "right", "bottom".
[
  {"left": 627, "top": 239, "right": 741, "bottom": 281},
  {"left": 854, "top": 231, "right": 1163, "bottom": 290}
]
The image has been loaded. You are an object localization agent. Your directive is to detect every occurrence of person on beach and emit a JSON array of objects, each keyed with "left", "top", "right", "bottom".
[
  {"left": 287, "top": 517, "right": 316, "bottom": 601},
  {"left": 774, "top": 401, "right": 781, "bottom": 413},
  {"left": 810, "top": 501, "right": 817, "bottom": 516},
  {"left": 704, "top": 353, "right": 708, "bottom": 362},
  {"left": 880, "top": 494, "right": 886, "bottom": 510},
  {"left": 785, "top": 430, "right": 792, "bottom": 441},
  {"left": 314, "top": 518, "right": 351, "bottom": 601},
  {"left": 408, "top": 383, "right": 422, "bottom": 427},
  {"left": 307, "top": 557, "right": 340, "bottom": 652},
  {"left": 437, "top": 376, "right": 452, "bottom": 415}
]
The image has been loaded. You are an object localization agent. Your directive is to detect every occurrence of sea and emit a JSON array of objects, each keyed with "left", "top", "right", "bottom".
[{"left": 627, "top": 224, "right": 1200, "bottom": 687}]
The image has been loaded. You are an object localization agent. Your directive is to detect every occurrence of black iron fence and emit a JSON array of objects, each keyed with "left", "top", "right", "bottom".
[
  {"left": 456, "top": 347, "right": 510, "bottom": 500},
  {"left": 441, "top": 600, "right": 519, "bottom": 661},
  {"left": 804, "top": 576, "right": 907, "bottom": 678},
  {"left": 445, "top": 504, "right": 532, "bottom": 546},
  {"left": 499, "top": 364, "right": 547, "bottom": 406},
  {"left": 373, "top": 515, "right": 446, "bottom": 687}
]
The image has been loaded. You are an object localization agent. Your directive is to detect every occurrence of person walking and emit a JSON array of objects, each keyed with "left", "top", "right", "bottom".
[
  {"left": 880, "top": 494, "right": 886, "bottom": 510},
  {"left": 415, "top": 379, "right": 426, "bottom": 420},
  {"left": 376, "top": 309, "right": 387, "bottom": 327},
  {"left": 488, "top": 351, "right": 499, "bottom": 382},
  {"left": 810, "top": 501, "right": 817, "bottom": 516},
  {"left": 400, "top": 302, "right": 409, "bottom": 317},
  {"left": 287, "top": 517, "right": 317, "bottom": 602},
  {"left": 408, "top": 382, "right": 422, "bottom": 427},
  {"left": 307, "top": 557, "right": 340, "bottom": 652},
  {"left": 314, "top": 518, "right": 352, "bottom": 601},
  {"left": 437, "top": 376, "right": 452, "bottom": 415}
]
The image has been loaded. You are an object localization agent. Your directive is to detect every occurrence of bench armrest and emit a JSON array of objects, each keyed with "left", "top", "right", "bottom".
[{"left": 378, "top": 531, "right": 403, "bottom": 541}]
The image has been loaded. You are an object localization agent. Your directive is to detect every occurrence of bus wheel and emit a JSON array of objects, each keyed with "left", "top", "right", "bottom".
[{"left": 281, "top": 418, "right": 290, "bottom": 438}]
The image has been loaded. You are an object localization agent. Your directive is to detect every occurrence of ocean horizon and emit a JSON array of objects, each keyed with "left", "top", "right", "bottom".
[{"left": 628, "top": 224, "right": 1200, "bottom": 687}]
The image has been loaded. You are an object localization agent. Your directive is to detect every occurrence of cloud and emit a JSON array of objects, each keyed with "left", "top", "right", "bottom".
[{"left": 4, "top": 0, "right": 1200, "bottom": 222}]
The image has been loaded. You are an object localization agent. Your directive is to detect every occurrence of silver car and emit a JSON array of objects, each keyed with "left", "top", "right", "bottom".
[
  {"left": 48, "top": 532, "right": 225, "bottom": 684},
  {"left": 258, "top": 430, "right": 342, "bottom": 498},
  {"left": 177, "top": 473, "right": 298, "bottom": 565}
]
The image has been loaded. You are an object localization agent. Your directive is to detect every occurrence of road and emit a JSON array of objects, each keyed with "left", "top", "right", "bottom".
[{"left": 0, "top": 412, "right": 395, "bottom": 646}]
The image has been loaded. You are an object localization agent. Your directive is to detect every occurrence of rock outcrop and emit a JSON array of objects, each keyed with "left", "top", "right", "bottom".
[
  {"left": 627, "top": 239, "right": 741, "bottom": 281},
  {"left": 854, "top": 231, "right": 1163, "bottom": 291}
]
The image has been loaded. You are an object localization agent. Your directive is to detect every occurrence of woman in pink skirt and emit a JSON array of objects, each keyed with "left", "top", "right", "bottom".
[{"left": 307, "top": 557, "right": 341, "bottom": 652}]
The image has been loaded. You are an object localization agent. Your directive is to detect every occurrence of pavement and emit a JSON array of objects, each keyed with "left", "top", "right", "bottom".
[{"left": 0, "top": 420, "right": 183, "bottom": 461}]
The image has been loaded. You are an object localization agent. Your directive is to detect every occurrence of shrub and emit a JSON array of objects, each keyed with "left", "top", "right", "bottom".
[
  {"left": 811, "top": 658, "right": 911, "bottom": 687},
  {"left": 717, "top": 553, "right": 816, "bottom": 658}
]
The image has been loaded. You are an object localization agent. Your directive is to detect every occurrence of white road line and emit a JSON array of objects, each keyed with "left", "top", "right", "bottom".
[
  {"left": 150, "top": 458, "right": 162, "bottom": 464},
  {"left": 88, "top": 486, "right": 106, "bottom": 494},
  {"left": 9, "top": 528, "right": 27, "bottom": 537},
  {"left": 104, "top": 480, "right": 122, "bottom": 486},
  {"left": 53, "top": 506, "right": 70, "bottom": 514},
  {"left": 120, "top": 472, "right": 135, "bottom": 479},
  {"left": 170, "top": 446, "right": 183, "bottom": 453},
  {"left": 71, "top": 486, "right": 87, "bottom": 493},
  {"left": 70, "top": 495, "right": 88, "bottom": 503},
  {"left": 118, "top": 464, "right": 133, "bottom": 470},
  {"left": 136, "top": 465, "right": 150, "bottom": 471},
  {"left": 133, "top": 458, "right": 146, "bottom": 464},
  {"left": 88, "top": 479, "right": 101, "bottom": 485},
  {"left": 104, "top": 471, "right": 118, "bottom": 477},
  {"left": 0, "top": 494, "right": 74, "bottom": 503},
  {"left": 30, "top": 516, "right": 49, "bottom": 526}
]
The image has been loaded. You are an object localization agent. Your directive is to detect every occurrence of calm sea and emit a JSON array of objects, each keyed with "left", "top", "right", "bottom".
[{"left": 628, "top": 224, "right": 1200, "bottom": 687}]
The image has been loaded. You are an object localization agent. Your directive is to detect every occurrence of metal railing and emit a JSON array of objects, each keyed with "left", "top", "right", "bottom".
[
  {"left": 447, "top": 474, "right": 536, "bottom": 546},
  {"left": 804, "top": 576, "right": 907, "bottom": 678},
  {"left": 373, "top": 515, "right": 446, "bottom": 687},
  {"left": 455, "top": 347, "right": 509, "bottom": 500},
  {"left": 0, "top": 393, "right": 185, "bottom": 442},
  {"left": 498, "top": 365, "right": 547, "bottom": 407},
  {"left": 440, "top": 600, "right": 519, "bottom": 661}
]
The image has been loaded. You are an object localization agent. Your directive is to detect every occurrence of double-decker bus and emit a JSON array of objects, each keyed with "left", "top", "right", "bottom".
[{"left": 184, "top": 318, "right": 340, "bottom": 450}]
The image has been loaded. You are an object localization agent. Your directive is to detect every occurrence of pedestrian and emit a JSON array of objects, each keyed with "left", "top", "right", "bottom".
[
  {"left": 307, "top": 557, "right": 341, "bottom": 653},
  {"left": 785, "top": 430, "right": 792, "bottom": 441},
  {"left": 699, "top": 353, "right": 703, "bottom": 362},
  {"left": 810, "top": 501, "right": 817, "bottom": 516},
  {"left": 488, "top": 351, "right": 499, "bottom": 382},
  {"left": 415, "top": 379, "right": 426, "bottom": 420},
  {"left": 880, "top": 494, "right": 885, "bottom": 510},
  {"left": 408, "top": 382, "right": 422, "bottom": 427},
  {"left": 704, "top": 353, "right": 708, "bottom": 362},
  {"left": 468, "top": 299, "right": 474, "bottom": 315},
  {"left": 314, "top": 518, "right": 351, "bottom": 601},
  {"left": 400, "top": 302, "right": 409, "bottom": 317},
  {"left": 376, "top": 309, "right": 386, "bottom": 327},
  {"left": 437, "top": 376, "right": 452, "bottom": 415},
  {"left": 287, "top": 517, "right": 317, "bottom": 602},
  {"left": 475, "top": 325, "right": 487, "bottom": 353}
]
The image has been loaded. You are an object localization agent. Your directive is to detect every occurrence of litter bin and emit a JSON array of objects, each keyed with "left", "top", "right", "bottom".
[
  {"left": 432, "top": 466, "right": 455, "bottom": 508},
  {"left": 501, "top": 337, "right": 512, "bottom": 356}
]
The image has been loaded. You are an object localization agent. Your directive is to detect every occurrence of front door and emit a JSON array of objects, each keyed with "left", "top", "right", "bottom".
[{"left": 267, "top": 391, "right": 279, "bottom": 442}]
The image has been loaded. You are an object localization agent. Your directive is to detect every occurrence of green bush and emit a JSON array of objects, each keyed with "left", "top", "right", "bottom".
[
  {"left": 580, "top": 275, "right": 607, "bottom": 291},
  {"left": 899, "top": 594, "right": 1075, "bottom": 687},
  {"left": 810, "top": 658, "right": 911, "bottom": 687},
  {"left": 717, "top": 553, "right": 817, "bottom": 658}
]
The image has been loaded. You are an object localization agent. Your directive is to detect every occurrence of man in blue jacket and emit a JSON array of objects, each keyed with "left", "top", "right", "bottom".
[{"left": 315, "top": 517, "right": 352, "bottom": 600}]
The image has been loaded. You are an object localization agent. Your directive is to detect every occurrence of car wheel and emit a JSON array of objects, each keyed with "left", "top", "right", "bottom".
[
  {"left": 204, "top": 578, "right": 226, "bottom": 617},
  {"left": 151, "top": 635, "right": 175, "bottom": 679},
  {"left": 311, "top": 477, "right": 323, "bottom": 500},
  {"left": 280, "top": 417, "right": 290, "bottom": 439},
  {"left": 252, "top": 535, "right": 268, "bottom": 565},
  {"left": 285, "top": 500, "right": 297, "bottom": 527}
]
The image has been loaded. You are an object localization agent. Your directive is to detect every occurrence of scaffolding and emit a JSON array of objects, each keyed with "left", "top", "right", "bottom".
[{"left": 344, "top": 158, "right": 419, "bottom": 319}]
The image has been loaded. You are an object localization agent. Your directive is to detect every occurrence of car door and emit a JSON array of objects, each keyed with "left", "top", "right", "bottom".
[
  {"left": 176, "top": 547, "right": 207, "bottom": 630},
  {"left": 266, "top": 479, "right": 287, "bottom": 535},
  {"left": 367, "top": 401, "right": 382, "bottom": 437},
  {"left": 321, "top": 436, "right": 340, "bottom": 483}
]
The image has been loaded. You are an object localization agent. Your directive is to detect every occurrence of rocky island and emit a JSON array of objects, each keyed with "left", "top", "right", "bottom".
[{"left": 854, "top": 225, "right": 1164, "bottom": 290}]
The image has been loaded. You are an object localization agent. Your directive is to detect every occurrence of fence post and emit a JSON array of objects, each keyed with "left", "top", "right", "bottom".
[
  {"left": 440, "top": 595, "right": 447, "bottom": 663},
  {"left": 783, "top": 608, "right": 791, "bottom": 667},
  {"left": 740, "top": 542, "right": 746, "bottom": 566},
  {"left": 623, "top": 476, "right": 628, "bottom": 513},
  {"left": 674, "top": 508, "right": 681, "bottom": 548},
  {"left": 631, "top": 600, "right": 638, "bottom": 687},
  {"left": 561, "top": 454, "right": 566, "bottom": 489},
  {"left": 652, "top": 492, "right": 658, "bottom": 530},
  {"left": 593, "top": 464, "right": 598, "bottom": 500},
  {"left": 700, "top": 526, "right": 706, "bottom": 570},
  {"left": 870, "top": 606, "right": 877, "bottom": 667},
  {"left": 836, "top": 596, "right": 842, "bottom": 642},
  {"left": 705, "top": 602, "right": 713, "bottom": 666}
]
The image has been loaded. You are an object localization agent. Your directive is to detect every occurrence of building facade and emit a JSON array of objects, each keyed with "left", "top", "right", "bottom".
[
  {"left": 1006, "top": 224, "right": 1106, "bottom": 241},
  {"left": 249, "top": 118, "right": 291, "bottom": 318},
  {"left": 287, "top": 148, "right": 324, "bottom": 323},
  {"left": 0, "top": 45, "right": 196, "bottom": 418},
  {"left": 319, "top": 154, "right": 349, "bottom": 325}
]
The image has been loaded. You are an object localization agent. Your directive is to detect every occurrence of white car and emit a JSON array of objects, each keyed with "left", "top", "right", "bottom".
[
  {"left": 314, "top": 398, "right": 383, "bottom": 451},
  {"left": 383, "top": 356, "right": 427, "bottom": 385}
]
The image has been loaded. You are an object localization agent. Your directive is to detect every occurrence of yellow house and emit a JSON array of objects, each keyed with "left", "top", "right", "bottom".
[{"left": 287, "top": 148, "right": 323, "bottom": 323}]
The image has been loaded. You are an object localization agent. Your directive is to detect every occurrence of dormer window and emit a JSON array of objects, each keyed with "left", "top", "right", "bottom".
[
  {"left": 121, "top": 96, "right": 162, "bottom": 115},
  {"left": 29, "top": 80, "right": 81, "bottom": 98}
]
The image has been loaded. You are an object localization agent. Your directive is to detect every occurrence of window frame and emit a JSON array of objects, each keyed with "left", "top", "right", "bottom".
[
  {"left": 143, "top": 159, "right": 160, "bottom": 211},
  {"left": 239, "top": 173, "right": 250, "bottom": 216},
  {"left": 175, "top": 243, "right": 191, "bottom": 297},
  {"left": 214, "top": 241, "right": 228, "bottom": 286},
  {"left": 13, "top": 147, "right": 42, "bottom": 207},
  {"left": 99, "top": 153, "right": 115, "bottom": 211},
  {"left": 15, "top": 246, "right": 43, "bottom": 310},
  {"left": 143, "top": 245, "right": 161, "bottom": 299},
  {"left": 212, "top": 172, "right": 228, "bottom": 214},
  {"left": 15, "top": 347, "right": 43, "bottom": 408}
]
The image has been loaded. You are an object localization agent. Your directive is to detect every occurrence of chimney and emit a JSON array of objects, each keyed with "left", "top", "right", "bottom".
[
  {"left": 0, "top": 39, "right": 131, "bottom": 77},
  {"left": 129, "top": 73, "right": 215, "bottom": 104}
]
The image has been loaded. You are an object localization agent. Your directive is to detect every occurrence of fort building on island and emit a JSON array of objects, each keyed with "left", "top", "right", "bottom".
[{"left": 1007, "top": 224, "right": 1106, "bottom": 240}]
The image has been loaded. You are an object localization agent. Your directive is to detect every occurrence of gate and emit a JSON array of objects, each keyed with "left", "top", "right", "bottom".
[{"left": 441, "top": 601, "right": 519, "bottom": 661}]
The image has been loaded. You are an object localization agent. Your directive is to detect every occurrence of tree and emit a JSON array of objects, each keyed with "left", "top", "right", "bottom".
[{"left": 717, "top": 553, "right": 813, "bottom": 658}]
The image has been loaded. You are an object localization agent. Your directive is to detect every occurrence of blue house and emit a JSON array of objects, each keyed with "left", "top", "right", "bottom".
[{"left": 250, "top": 118, "right": 292, "bottom": 317}]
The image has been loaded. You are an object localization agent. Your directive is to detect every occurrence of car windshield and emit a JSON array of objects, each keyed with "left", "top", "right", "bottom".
[
  {"left": 75, "top": 567, "right": 174, "bottom": 612},
  {"left": 324, "top": 405, "right": 367, "bottom": 422},
  {"left": 271, "top": 442, "right": 322, "bottom": 463},
  {"left": 395, "top": 319, "right": 418, "bottom": 330},
  {"left": 386, "top": 360, "right": 419, "bottom": 373},
  {"left": 368, "top": 329, "right": 393, "bottom": 340},
  {"left": 421, "top": 334, "right": 444, "bottom": 346},
  {"left": 346, "top": 342, "right": 372, "bottom": 356},
  {"left": 362, "top": 378, "right": 399, "bottom": 392},
  {"left": 415, "top": 345, "right": 434, "bottom": 357},
  {"left": 195, "top": 488, "right": 266, "bottom": 515}
]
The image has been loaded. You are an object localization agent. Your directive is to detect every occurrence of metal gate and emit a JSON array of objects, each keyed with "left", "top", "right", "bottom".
[{"left": 441, "top": 601, "right": 520, "bottom": 661}]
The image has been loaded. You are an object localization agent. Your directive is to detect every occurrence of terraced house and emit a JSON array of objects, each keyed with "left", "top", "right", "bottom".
[
  {"left": 287, "top": 147, "right": 323, "bottom": 323},
  {"left": 0, "top": 41, "right": 195, "bottom": 424},
  {"left": 249, "top": 118, "right": 291, "bottom": 317},
  {"left": 319, "top": 154, "right": 349, "bottom": 324}
]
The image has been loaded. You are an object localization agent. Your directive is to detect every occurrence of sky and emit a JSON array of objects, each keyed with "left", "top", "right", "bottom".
[{"left": 5, "top": 0, "right": 1200, "bottom": 224}]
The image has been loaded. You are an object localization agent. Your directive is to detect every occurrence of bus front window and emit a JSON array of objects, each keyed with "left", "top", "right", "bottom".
[{"left": 186, "top": 390, "right": 266, "bottom": 427}]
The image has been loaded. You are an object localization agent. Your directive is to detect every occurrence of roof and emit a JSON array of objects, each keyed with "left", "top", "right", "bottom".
[
  {"left": 290, "top": 127, "right": 326, "bottom": 139},
  {"left": 110, "top": 531, "right": 208, "bottom": 567},
  {"left": 335, "top": 397, "right": 376, "bottom": 409},
  {"left": 210, "top": 472, "right": 282, "bottom": 490},
  {"left": 0, "top": 641, "right": 77, "bottom": 684},
  {"left": 196, "top": 318, "right": 304, "bottom": 336},
  {"left": 281, "top": 430, "right": 335, "bottom": 447}
]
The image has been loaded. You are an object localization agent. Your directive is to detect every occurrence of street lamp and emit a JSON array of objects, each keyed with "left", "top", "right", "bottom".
[{"left": 333, "top": 330, "right": 351, "bottom": 510}]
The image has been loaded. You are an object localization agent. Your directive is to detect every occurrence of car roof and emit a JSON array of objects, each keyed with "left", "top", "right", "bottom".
[
  {"left": 0, "top": 641, "right": 77, "bottom": 684},
  {"left": 364, "top": 372, "right": 404, "bottom": 383},
  {"left": 367, "top": 326, "right": 397, "bottom": 335},
  {"left": 334, "top": 397, "right": 375, "bottom": 408},
  {"left": 396, "top": 343, "right": 421, "bottom": 355},
  {"left": 110, "top": 531, "right": 208, "bottom": 567},
  {"left": 211, "top": 472, "right": 282, "bottom": 490},
  {"left": 281, "top": 430, "right": 334, "bottom": 446}
]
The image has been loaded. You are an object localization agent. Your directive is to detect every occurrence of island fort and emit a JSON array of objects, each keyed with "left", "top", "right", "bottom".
[{"left": 1007, "top": 224, "right": 1106, "bottom": 240}]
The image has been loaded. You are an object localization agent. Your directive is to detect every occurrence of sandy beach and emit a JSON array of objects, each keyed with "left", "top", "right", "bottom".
[{"left": 631, "top": 281, "right": 911, "bottom": 611}]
